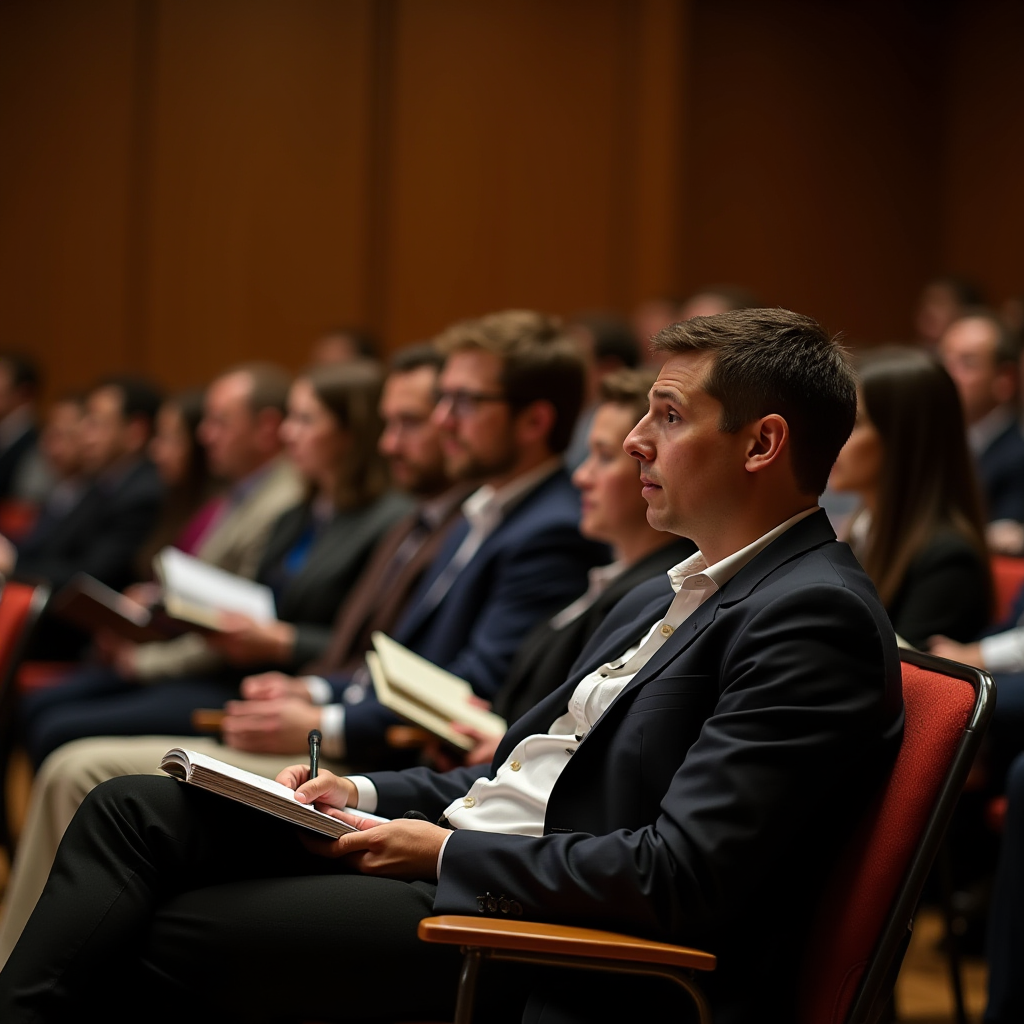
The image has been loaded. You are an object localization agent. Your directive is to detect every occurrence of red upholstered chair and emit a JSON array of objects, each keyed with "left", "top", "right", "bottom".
[
  {"left": 0, "top": 501, "right": 39, "bottom": 545},
  {"left": 0, "top": 580, "right": 50, "bottom": 853},
  {"left": 417, "top": 649, "right": 993, "bottom": 1024},
  {"left": 991, "top": 554, "right": 1024, "bottom": 625}
]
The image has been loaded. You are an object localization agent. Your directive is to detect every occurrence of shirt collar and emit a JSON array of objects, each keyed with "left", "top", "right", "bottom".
[
  {"left": 666, "top": 505, "right": 821, "bottom": 594},
  {"left": 461, "top": 457, "right": 562, "bottom": 530},
  {"left": 418, "top": 482, "right": 475, "bottom": 530},
  {"left": 968, "top": 403, "right": 1015, "bottom": 456}
]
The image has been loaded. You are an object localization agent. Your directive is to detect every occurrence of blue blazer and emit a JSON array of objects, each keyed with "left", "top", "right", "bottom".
[
  {"left": 978, "top": 418, "right": 1024, "bottom": 523},
  {"left": 335, "top": 468, "right": 608, "bottom": 764},
  {"left": 367, "top": 510, "right": 904, "bottom": 1023}
]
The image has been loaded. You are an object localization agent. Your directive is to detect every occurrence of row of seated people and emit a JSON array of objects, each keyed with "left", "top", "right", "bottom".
[{"left": 0, "top": 306, "right": 1013, "bottom": 1021}]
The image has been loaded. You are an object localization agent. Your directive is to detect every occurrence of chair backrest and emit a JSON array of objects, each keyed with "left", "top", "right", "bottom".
[
  {"left": 797, "top": 649, "right": 993, "bottom": 1024},
  {"left": 0, "top": 581, "right": 48, "bottom": 686},
  {"left": 991, "top": 554, "right": 1024, "bottom": 625}
]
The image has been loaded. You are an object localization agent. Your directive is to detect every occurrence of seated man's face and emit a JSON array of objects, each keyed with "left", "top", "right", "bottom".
[
  {"left": 378, "top": 366, "right": 449, "bottom": 496},
  {"left": 432, "top": 348, "right": 517, "bottom": 482},
  {"left": 624, "top": 351, "right": 748, "bottom": 541},
  {"left": 939, "top": 317, "right": 1004, "bottom": 426},
  {"left": 79, "top": 386, "right": 135, "bottom": 475}
]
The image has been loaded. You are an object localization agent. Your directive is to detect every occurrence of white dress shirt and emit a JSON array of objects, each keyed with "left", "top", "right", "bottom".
[{"left": 347, "top": 506, "right": 820, "bottom": 876}]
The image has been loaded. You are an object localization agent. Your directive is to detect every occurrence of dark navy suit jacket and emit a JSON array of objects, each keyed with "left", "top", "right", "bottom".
[
  {"left": 367, "top": 510, "right": 904, "bottom": 1023},
  {"left": 978, "top": 418, "right": 1024, "bottom": 523},
  {"left": 332, "top": 468, "right": 608, "bottom": 765}
]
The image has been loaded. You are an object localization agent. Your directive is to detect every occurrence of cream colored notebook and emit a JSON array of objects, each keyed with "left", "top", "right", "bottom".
[
  {"left": 367, "top": 631, "right": 508, "bottom": 751},
  {"left": 160, "top": 747, "right": 356, "bottom": 838}
]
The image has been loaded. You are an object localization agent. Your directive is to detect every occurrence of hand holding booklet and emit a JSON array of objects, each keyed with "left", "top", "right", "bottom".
[
  {"left": 159, "top": 748, "right": 388, "bottom": 838},
  {"left": 367, "top": 631, "right": 507, "bottom": 751}
]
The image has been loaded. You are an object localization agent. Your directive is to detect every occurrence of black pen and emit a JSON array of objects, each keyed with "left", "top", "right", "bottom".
[{"left": 307, "top": 728, "right": 321, "bottom": 780}]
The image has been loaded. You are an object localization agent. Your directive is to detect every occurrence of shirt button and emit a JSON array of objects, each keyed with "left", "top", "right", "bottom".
[
  {"left": 510, "top": 760, "right": 521, "bottom": 771},
  {"left": 660, "top": 623, "right": 674, "bottom": 637},
  {"left": 463, "top": 796, "right": 476, "bottom": 808}
]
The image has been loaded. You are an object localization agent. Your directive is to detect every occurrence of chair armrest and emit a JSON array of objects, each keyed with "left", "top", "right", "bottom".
[{"left": 417, "top": 915, "right": 716, "bottom": 972}]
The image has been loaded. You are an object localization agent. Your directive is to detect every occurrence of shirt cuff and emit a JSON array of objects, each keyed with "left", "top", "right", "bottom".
[
  {"left": 319, "top": 704, "right": 346, "bottom": 759},
  {"left": 303, "top": 676, "right": 334, "bottom": 705},
  {"left": 981, "top": 631, "right": 1024, "bottom": 674},
  {"left": 436, "top": 829, "right": 455, "bottom": 881},
  {"left": 347, "top": 775, "right": 378, "bottom": 813}
]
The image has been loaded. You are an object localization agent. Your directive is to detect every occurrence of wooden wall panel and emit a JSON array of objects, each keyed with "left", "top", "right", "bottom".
[
  {"left": 140, "top": 0, "right": 378, "bottom": 386},
  {"left": 0, "top": 0, "right": 138, "bottom": 399},
  {"left": 381, "top": 0, "right": 669, "bottom": 345},
  {"left": 684, "top": 0, "right": 943, "bottom": 342},
  {"left": 941, "top": 0, "right": 1024, "bottom": 306}
]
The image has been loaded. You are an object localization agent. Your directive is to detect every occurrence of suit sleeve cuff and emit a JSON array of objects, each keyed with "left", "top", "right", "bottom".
[
  {"left": 981, "top": 630, "right": 1024, "bottom": 673},
  {"left": 319, "top": 704, "right": 345, "bottom": 759},
  {"left": 347, "top": 775, "right": 378, "bottom": 813},
  {"left": 302, "top": 676, "right": 334, "bottom": 705}
]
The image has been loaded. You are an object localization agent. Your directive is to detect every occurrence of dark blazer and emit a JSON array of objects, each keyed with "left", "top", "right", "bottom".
[
  {"left": 977, "top": 418, "right": 1024, "bottom": 523},
  {"left": 887, "top": 528, "right": 990, "bottom": 647},
  {"left": 492, "top": 537, "right": 696, "bottom": 724},
  {"left": 258, "top": 491, "right": 412, "bottom": 669},
  {"left": 335, "top": 468, "right": 609, "bottom": 765},
  {"left": 15, "top": 458, "right": 163, "bottom": 595},
  {"left": 0, "top": 425, "right": 37, "bottom": 500},
  {"left": 367, "top": 511, "right": 904, "bottom": 1023}
]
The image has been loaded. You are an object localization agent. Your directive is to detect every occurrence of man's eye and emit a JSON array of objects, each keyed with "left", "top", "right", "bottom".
[{"left": 666, "top": 410, "right": 680, "bottom": 423}]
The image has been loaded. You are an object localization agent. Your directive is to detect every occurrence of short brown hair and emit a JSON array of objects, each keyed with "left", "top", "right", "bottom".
[
  {"left": 652, "top": 308, "right": 857, "bottom": 495},
  {"left": 227, "top": 362, "right": 292, "bottom": 416},
  {"left": 303, "top": 360, "right": 390, "bottom": 509},
  {"left": 598, "top": 367, "right": 657, "bottom": 424},
  {"left": 434, "top": 310, "right": 585, "bottom": 454}
]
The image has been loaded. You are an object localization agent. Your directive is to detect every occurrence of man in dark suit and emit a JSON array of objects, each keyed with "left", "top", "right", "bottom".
[
  {"left": 0, "top": 375, "right": 164, "bottom": 658},
  {"left": 0, "top": 352, "right": 45, "bottom": 502},
  {"left": 0, "top": 309, "right": 903, "bottom": 1024},
  {"left": 939, "top": 310, "right": 1024, "bottom": 525}
]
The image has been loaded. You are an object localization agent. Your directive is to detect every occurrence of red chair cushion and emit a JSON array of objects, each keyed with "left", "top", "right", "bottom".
[
  {"left": 798, "top": 664, "right": 976, "bottom": 1024},
  {"left": 991, "top": 555, "right": 1024, "bottom": 625}
]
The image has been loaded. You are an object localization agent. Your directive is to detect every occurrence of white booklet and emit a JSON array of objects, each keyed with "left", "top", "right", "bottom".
[
  {"left": 160, "top": 747, "right": 381, "bottom": 838},
  {"left": 367, "top": 631, "right": 507, "bottom": 751},
  {"left": 153, "top": 547, "right": 278, "bottom": 631}
]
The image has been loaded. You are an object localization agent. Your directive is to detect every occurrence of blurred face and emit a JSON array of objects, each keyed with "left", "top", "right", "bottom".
[
  {"left": 0, "top": 363, "right": 21, "bottom": 421},
  {"left": 279, "top": 378, "right": 347, "bottom": 486},
  {"left": 939, "top": 317, "right": 1003, "bottom": 425},
  {"left": 198, "top": 373, "right": 262, "bottom": 481},
  {"left": 79, "top": 386, "right": 134, "bottom": 474},
  {"left": 625, "top": 352, "right": 748, "bottom": 538},
  {"left": 572, "top": 402, "right": 648, "bottom": 545},
  {"left": 149, "top": 403, "right": 192, "bottom": 487},
  {"left": 41, "top": 400, "right": 84, "bottom": 479},
  {"left": 915, "top": 282, "right": 961, "bottom": 345},
  {"left": 432, "top": 349, "right": 516, "bottom": 482},
  {"left": 378, "top": 366, "right": 447, "bottom": 496},
  {"left": 829, "top": 393, "right": 883, "bottom": 500}
]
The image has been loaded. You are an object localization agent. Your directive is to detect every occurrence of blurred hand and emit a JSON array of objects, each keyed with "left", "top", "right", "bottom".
[
  {"left": 207, "top": 613, "right": 297, "bottom": 665},
  {"left": 123, "top": 581, "right": 163, "bottom": 608},
  {"left": 927, "top": 636, "right": 986, "bottom": 669},
  {"left": 240, "top": 671, "right": 315, "bottom": 703},
  {"left": 0, "top": 534, "right": 16, "bottom": 577},
  {"left": 221, "top": 697, "right": 322, "bottom": 754}
]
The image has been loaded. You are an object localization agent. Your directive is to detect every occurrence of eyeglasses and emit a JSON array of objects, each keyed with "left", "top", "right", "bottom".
[{"left": 433, "top": 388, "right": 509, "bottom": 418}]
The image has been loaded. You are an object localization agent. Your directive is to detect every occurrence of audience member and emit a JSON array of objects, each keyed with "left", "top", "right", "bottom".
[
  {"left": 33, "top": 395, "right": 86, "bottom": 525},
  {"left": 914, "top": 275, "right": 985, "bottom": 348},
  {"left": 829, "top": 347, "right": 991, "bottom": 647},
  {"left": 0, "top": 308, "right": 903, "bottom": 1024},
  {"left": 938, "top": 309, "right": 1024, "bottom": 527},
  {"left": 677, "top": 284, "right": 759, "bottom": 321},
  {"left": 563, "top": 311, "right": 640, "bottom": 468},
  {"left": 96, "top": 363, "right": 303, "bottom": 683},
  {"left": 2, "top": 376, "right": 164, "bottom": 658},
  {"left": 491, "top": 367, "right": 694, "bottom": 729},
  {"left": 308, "top": 326, "right": 379, "bottom": 366},
  {"left": 631, "top": 295, "right": 680, "bottom": 351},
  {"left": 0, "top": 353, "right": 48, "bottom": 502},
  {"left": 19, "top": 361, "right": 411, "bottom": 764}
]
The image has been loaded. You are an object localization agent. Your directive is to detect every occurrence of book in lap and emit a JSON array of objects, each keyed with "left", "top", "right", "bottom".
[
  {"left": 160, "top": 747, "right": 369, "bottom": 838},
  {"left": 153, "top": 547, "right": 277, "bottom": 630},
  {"left": 367, "top": 631, "right": 507, "bottom": 751}
]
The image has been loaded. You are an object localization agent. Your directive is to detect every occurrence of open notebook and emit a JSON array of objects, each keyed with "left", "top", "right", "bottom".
[
  {"left": 367, "top": 631, "right": 507, "bottom": 751},
  {"left": 159, "top": 748, "right": 369, "bottom": 838}
]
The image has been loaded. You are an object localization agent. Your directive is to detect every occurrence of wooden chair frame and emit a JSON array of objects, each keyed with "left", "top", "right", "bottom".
[{"left": 418, "top": 648, "right": 994, "bottom": 1024}]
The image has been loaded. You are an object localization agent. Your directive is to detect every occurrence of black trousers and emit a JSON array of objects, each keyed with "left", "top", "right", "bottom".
[{"left": 0, "top": 775, "right": 463, "bottom": 1023}]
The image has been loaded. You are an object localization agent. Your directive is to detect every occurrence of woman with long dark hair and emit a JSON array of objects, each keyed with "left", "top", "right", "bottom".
[{"left": 830, "top": 346, "right": 991, "bottom": 646}]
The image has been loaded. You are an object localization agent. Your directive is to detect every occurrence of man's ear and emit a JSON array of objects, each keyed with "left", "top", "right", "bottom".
[
  {"left": 514, "top": 399, "right": 557, "bottom": 450},
  {"left": 744, "top": 414, "right": 789, "bottom": 474}
]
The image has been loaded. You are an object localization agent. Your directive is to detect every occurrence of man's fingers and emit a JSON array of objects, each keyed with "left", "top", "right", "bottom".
[
  {"left": 276, "top": 764, "right": 310, "bottom": 790},
  {"left": 294, "top": 769, "right": 353, "bottom": 809},
  {"left": 325, "top": 808, "right": 379, "bottom": 831}
]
